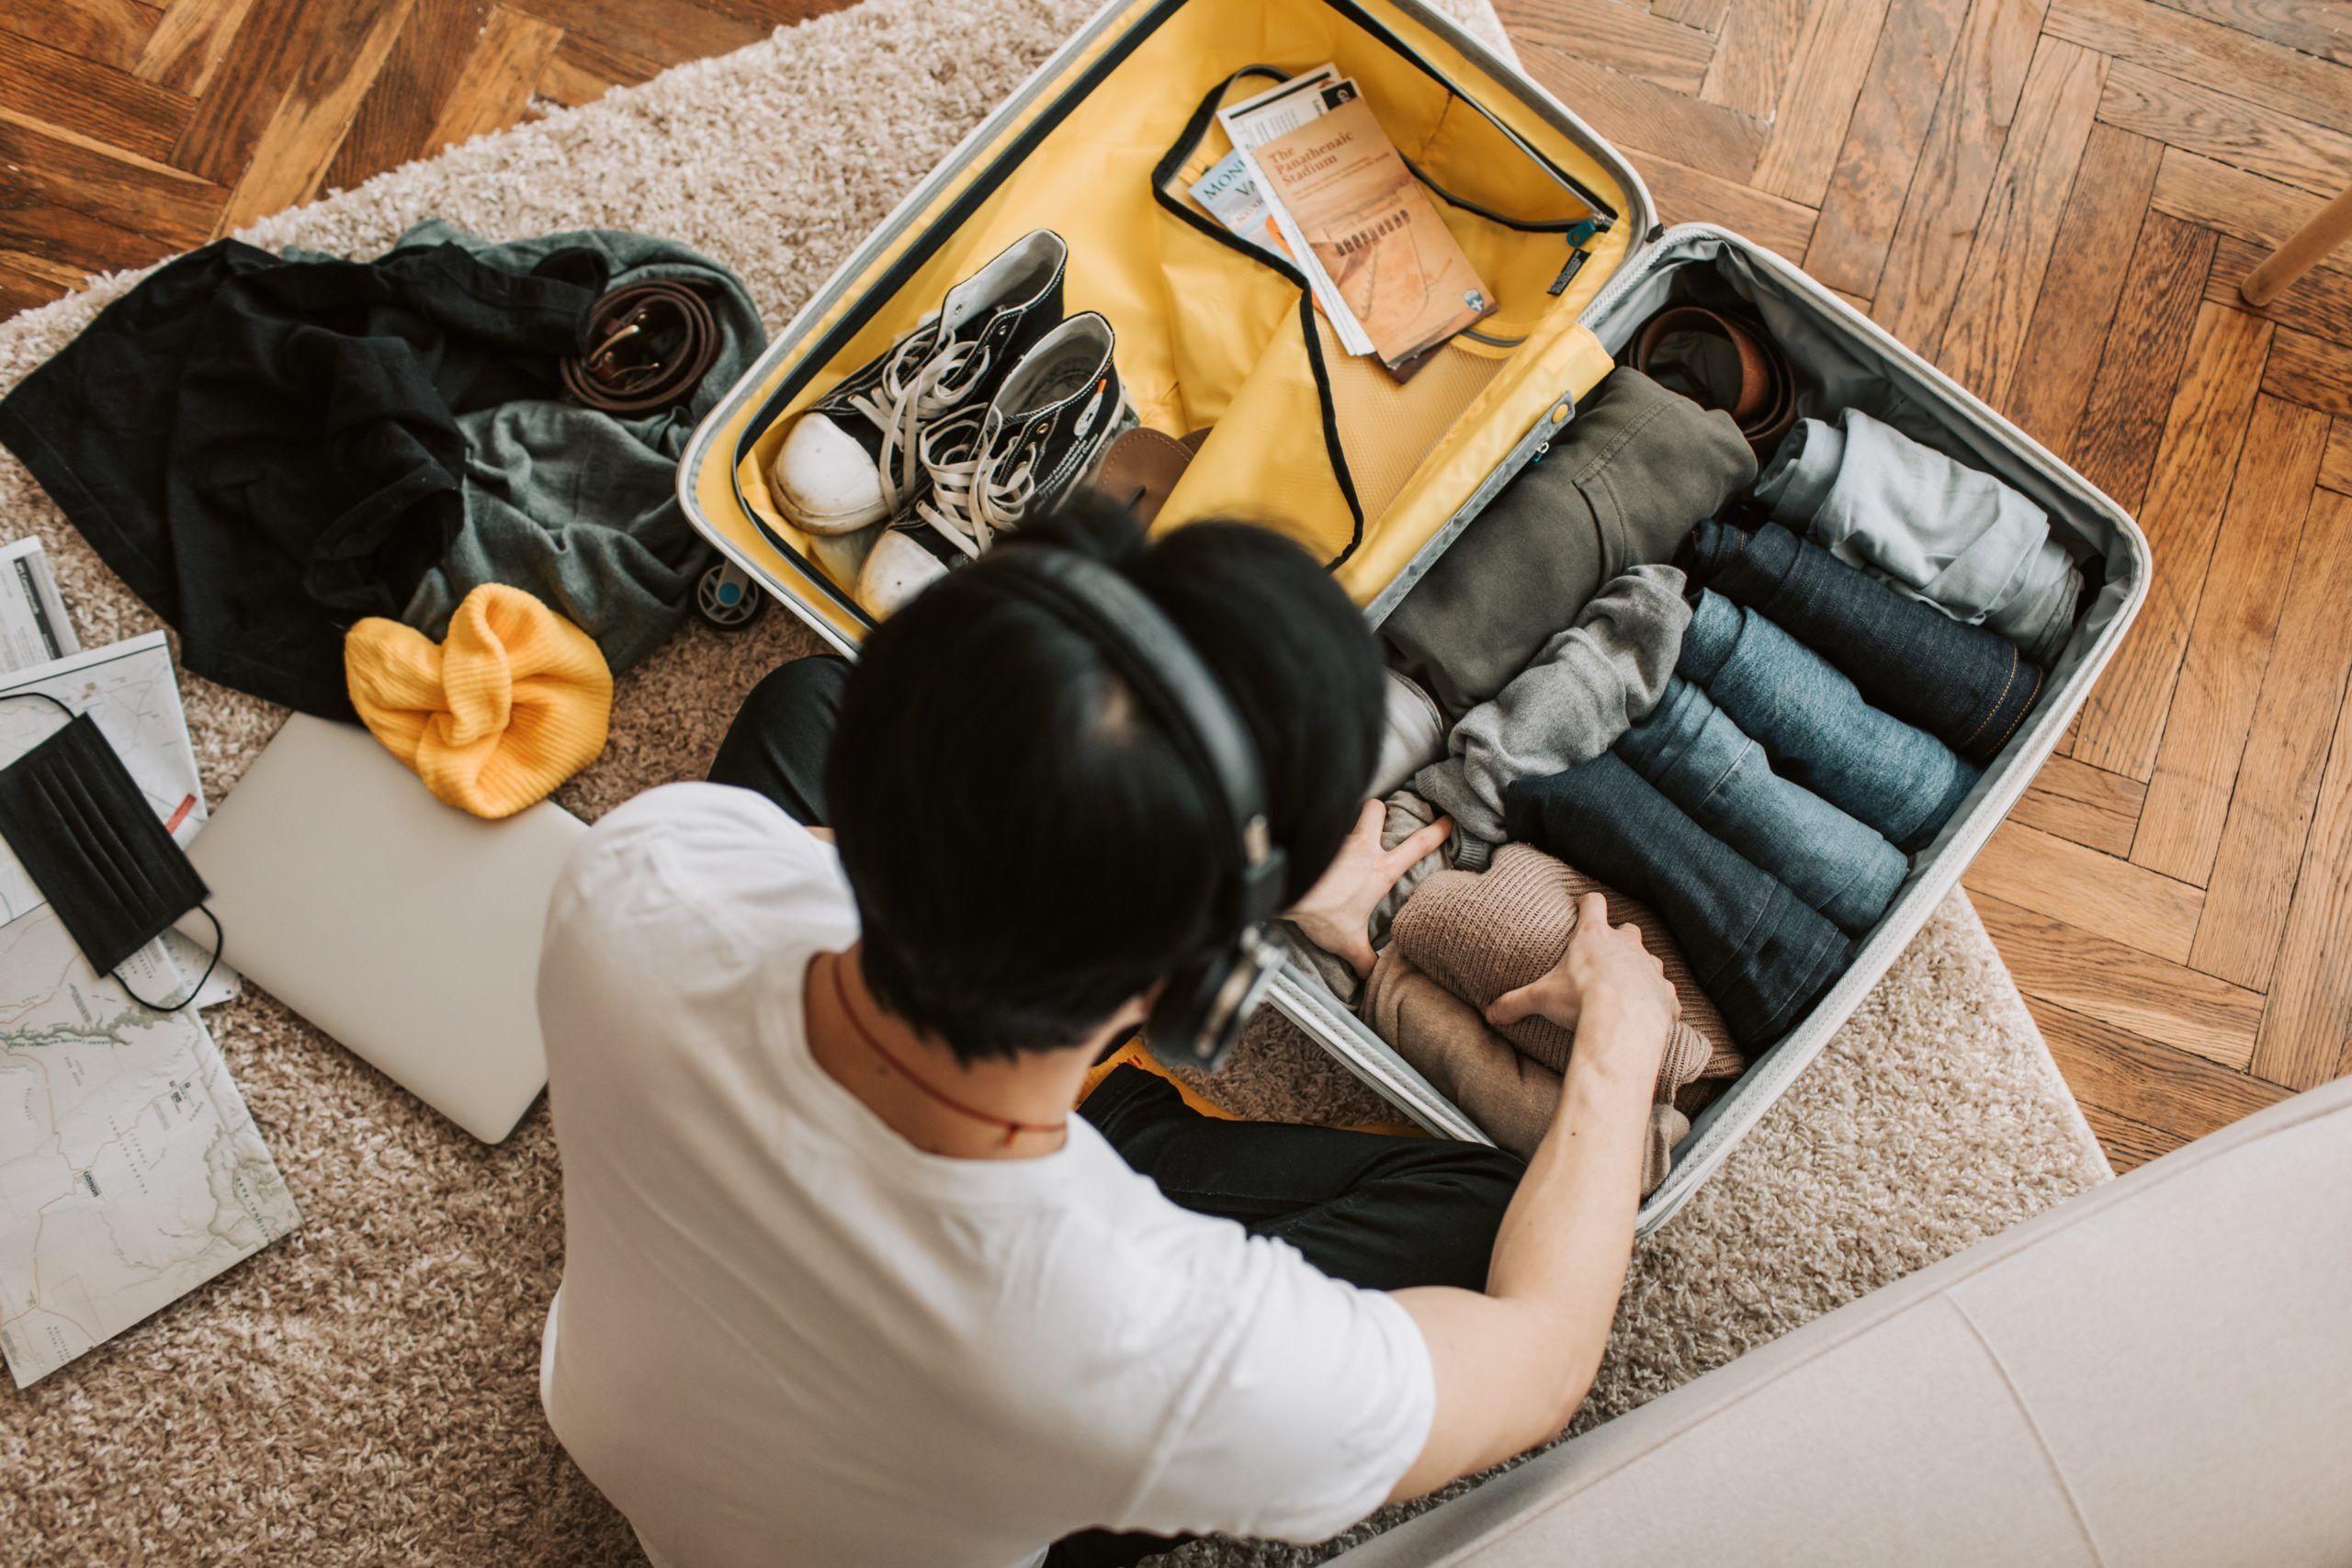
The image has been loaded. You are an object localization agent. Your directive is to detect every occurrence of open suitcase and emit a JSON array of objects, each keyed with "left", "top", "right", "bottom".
[{"left": 677, "top": 0, "right": 2152, "bottom": 1235}]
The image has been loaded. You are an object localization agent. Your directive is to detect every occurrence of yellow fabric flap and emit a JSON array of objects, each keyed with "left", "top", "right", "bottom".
[
  {"left": 1338, "top": 319, "right": 1617, "bottom": 600},
  {"left": 1156, "top": 300, "right": 1357, "bottom": 560}
]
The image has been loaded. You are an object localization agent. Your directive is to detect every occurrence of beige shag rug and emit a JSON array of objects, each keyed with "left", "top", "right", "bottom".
[{"left": 0, "top": 1, "right": 2109, "bottom": 1563}]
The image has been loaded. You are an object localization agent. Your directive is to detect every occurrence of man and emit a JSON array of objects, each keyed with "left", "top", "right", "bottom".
[{"left": 536, "top": 500, "right": 1679, "bottom": 1568}]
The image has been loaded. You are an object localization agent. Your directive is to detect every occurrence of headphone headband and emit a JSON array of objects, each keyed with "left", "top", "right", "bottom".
[
  {"left": 976, "top": 546, "right": 1289, "bottom": 1068},
  {"left": 980, "top": 548, "right": 1283, "bottom": 918}
]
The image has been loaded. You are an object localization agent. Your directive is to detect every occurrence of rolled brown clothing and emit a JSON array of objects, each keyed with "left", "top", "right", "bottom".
[
  {"left": 1363, "top": 949, "right": 1689, "bottom": 1192},
  {"left": 1392, "top": 842, "right": 1744, "bottom": 1096}
]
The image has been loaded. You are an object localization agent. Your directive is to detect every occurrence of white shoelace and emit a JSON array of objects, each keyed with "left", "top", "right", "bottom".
[
  {"left": 842, "top": 327, "right": 993, "bottom": 513},
  {"left": 916, "top": 427, "right": 1036, "bottom": 556}
]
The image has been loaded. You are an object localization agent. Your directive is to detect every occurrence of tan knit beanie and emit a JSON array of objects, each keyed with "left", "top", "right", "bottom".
[{"left": 1390, "top": 842, "right": 1740, "bottom": 1097}]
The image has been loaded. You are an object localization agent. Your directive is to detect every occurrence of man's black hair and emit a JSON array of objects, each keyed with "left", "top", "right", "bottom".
[{"left": 827, "top": 496, "right": 1386, "bottom": 1063}]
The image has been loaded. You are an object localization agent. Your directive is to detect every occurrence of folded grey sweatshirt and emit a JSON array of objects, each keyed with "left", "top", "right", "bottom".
[
  {"left": 1382, "top": 367, "right": 1754, "bottom": 718},
  {"left": 1414, "top": 564, "right": 1691, "bottom": 861}
]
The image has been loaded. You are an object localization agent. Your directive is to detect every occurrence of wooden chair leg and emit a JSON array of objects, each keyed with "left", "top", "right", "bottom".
[{"left": 2242, "top": 181, "right": 2352, "bottom": 308}]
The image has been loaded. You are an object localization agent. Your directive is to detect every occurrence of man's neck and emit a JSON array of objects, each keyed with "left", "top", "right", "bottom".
[{"left": 804, "top": 944, "right": 1106, "bottom": 1160}]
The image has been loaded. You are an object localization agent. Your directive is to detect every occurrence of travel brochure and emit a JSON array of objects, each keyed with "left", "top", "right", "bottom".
[{"left": 1189, "top": 64, "right": 1496, "bottom": 374}]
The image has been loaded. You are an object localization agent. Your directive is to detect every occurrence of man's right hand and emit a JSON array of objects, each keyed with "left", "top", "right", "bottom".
[{"left": 1484, "top": 892, "right": 1678, "bottom": 1087}]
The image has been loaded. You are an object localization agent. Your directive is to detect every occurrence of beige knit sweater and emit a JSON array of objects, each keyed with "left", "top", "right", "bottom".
[
  {"left": 1390, "top": 842, "right": 1743, "bottom": 1096},
  {"left": 1363, "top": 949, "right": 1689, "bottom": 1192}
]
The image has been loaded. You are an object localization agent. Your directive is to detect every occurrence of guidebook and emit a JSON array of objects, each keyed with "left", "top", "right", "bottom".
[
  {"left": 1248, "top": 94, "right": 1497, "bottom": 371},
  {"left": 1212, "top": 63, "right": 1374, "bottom": 353},
  {"left": 1189, "top": 151, "right": 1284, "bottom": 259}
]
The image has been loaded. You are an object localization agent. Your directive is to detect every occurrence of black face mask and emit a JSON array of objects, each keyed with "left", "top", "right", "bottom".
[{"left": 0, "top": 695, "right": 219, "bottom": 1010}]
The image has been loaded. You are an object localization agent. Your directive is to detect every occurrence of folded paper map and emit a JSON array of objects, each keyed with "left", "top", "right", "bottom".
[{"left": 0, "top": 901, "right": 299, "bottom": 1385}]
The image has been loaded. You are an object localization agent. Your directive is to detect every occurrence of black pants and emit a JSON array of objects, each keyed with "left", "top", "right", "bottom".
[{"left": 711, "top": 658, "right": 1524, "bottom": 1568}]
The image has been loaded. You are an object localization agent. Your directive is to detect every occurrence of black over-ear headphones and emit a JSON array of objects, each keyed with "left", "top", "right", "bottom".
[{"left": 978, "top": 547, "right": 1289, "bottom": 1071}]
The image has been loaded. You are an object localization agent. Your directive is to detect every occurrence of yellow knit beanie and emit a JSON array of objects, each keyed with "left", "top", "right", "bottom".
[{"left": 345, "top": 585, "right": 612, "bottom": 819}]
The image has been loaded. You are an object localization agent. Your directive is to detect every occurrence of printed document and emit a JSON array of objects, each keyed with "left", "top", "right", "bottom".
[
  {"left": 1216, "top": 62, "right": 1346, "bottom": 147},
  {"left": 1190, "top": 152, "right": 1284, "bottom": 258},
  {"left": 0, "top": 538, "right": 77, "bottom": 674},
  {"left": 1216, "top": 65, "right": 1377, "bottom": 355},
  {"left": 1250, "top": 95, "right": 1497, "bottom": 369}
]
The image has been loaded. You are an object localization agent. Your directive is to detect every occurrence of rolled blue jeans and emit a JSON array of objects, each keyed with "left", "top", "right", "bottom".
[
  {"left": 1616, "top": 676, "right": 1906, "bottom": 934},
  {"left": 1751, "top": 408, "right": 2082, "bottom": 664},
  {"left": 1679, "top": 590, "right": 1977, "bottom": 852},
  {"left": 1502, "top": 753, "right": 1850, "bottom": 1050},
  {"left": 1682, "top": 520, "right": 2042, "bottom": 766}
]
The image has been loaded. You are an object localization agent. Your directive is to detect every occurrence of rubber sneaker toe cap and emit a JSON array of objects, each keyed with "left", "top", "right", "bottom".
[
  {"left": 771, "top": 415, "right": 888, "bottom": 535},
  {"left": 857, "top": 531, "right": 951, "bottom": 618}
]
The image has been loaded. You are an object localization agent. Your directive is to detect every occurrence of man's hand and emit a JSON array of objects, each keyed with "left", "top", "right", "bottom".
[
  {"left": 1385, "top": 893, "right": 1685, "bottom": 1506},
  {"left": 1285, "top": 800, "right": 1453, "bottom": 979},
  {"left": 1486, "top": 892, "right": 1678, "bottom": 1086}
]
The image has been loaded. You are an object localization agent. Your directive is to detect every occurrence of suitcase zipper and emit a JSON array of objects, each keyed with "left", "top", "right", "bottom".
[{"left": 1361, "top": 391, "right": 1576, "bottom": 626}]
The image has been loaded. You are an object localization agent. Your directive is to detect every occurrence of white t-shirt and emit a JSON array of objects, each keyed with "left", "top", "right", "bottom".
[{"left": 536, "top": 784, "right": 1434, "bottom": 1568}]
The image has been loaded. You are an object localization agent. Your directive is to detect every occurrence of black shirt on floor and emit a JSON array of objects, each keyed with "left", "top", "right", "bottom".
[{"left": 0, "top": 237, "right": 599, "bottom": 717}]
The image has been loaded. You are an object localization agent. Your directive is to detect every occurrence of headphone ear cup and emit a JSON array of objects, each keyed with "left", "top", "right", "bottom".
[
  {"left": 1143, "top": 932, "right": 1283, "bottom": 1073},
  {"left": 1144, "top": 956, "right": 1231, "bottom": 1071}
]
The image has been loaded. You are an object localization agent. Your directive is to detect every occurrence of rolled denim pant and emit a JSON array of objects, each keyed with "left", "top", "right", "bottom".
[
  {"left": 1413, "top": 562, "right": 1691, "bottom": 850},
  {"left": 1502, "top": 752, "right": 1850, "bottom": 1049},
  {"left": 1616, "top": 676, "right": 1906, "bottom": 934},
  {"left": 1753, "top": 408, "right": 2081, "bottom": 665},
  {"left": 1683, "top": 520, "right": 2042, "bottom": 765},
  {"left": 1679, "top": 590, "right": 1977, "bottom": 852}
]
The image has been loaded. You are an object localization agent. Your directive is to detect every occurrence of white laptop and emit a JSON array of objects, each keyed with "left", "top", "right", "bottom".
[{"left": 177, "top": 715, "right": 586, "bottom": 1144}]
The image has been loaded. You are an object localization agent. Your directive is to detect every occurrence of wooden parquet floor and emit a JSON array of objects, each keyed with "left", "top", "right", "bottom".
[{"left": 2, "top": 0, "right": 2348, "bottom": 1170}]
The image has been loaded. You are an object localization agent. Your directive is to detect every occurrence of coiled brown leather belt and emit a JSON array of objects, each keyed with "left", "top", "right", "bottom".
[
  {"left": 1631, "top": 304, "right": 1798, "bottom": 459},
  {"left": 560, "top": 280, "right": 720, "bottom": 416}
]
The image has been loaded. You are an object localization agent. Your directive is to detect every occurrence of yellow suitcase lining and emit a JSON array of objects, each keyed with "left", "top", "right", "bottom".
[{"left": 717, "top": 0, "right": 1634, "bottom": 639}]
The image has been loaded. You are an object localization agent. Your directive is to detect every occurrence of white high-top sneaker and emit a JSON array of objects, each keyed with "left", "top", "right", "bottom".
[{"left": 768, "top": 231, "right": 1067, "bottom": 535}]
